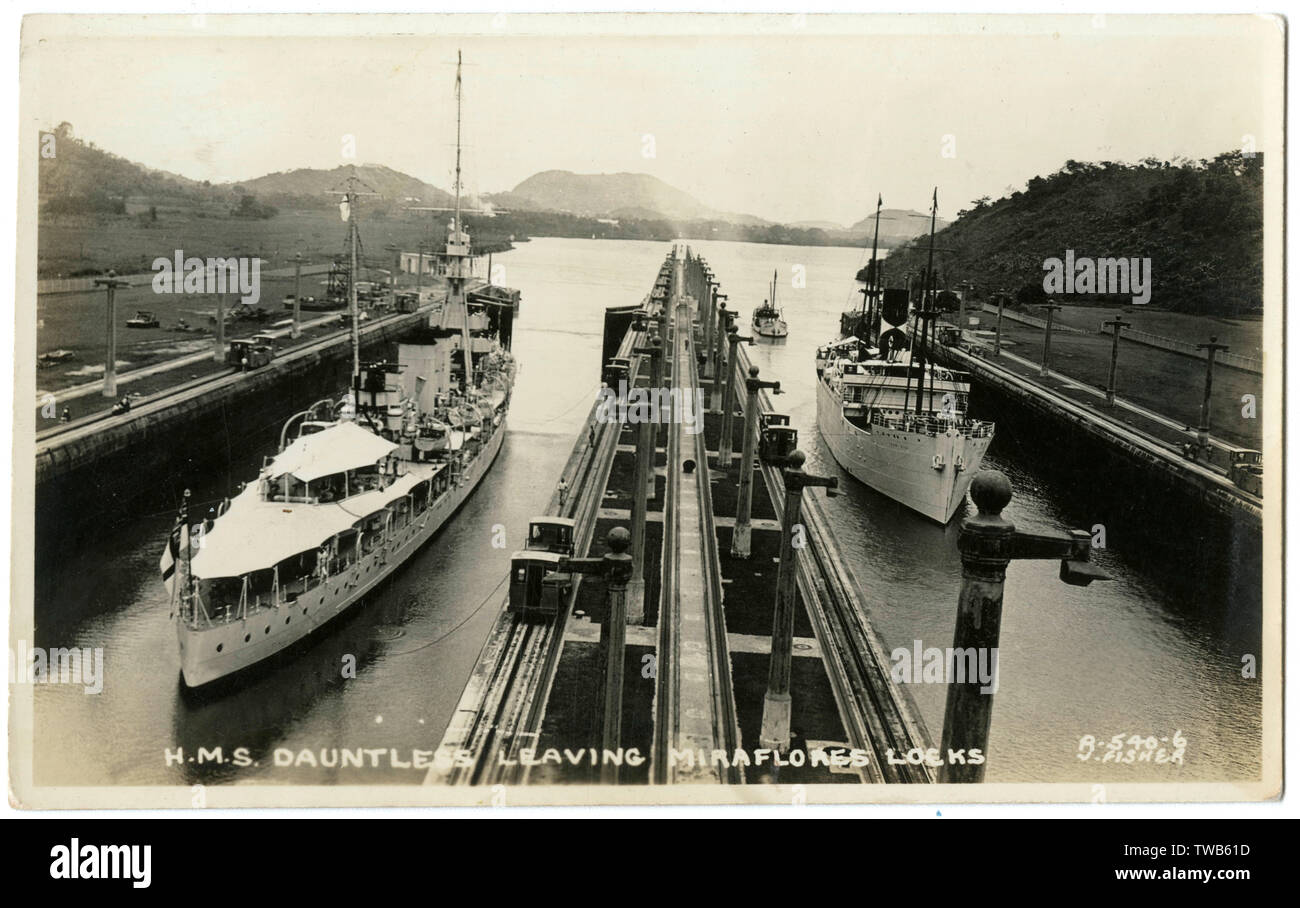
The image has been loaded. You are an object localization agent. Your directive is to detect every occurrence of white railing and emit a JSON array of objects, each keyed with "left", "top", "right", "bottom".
[{"left": 1098, "top": 323, "right": 1262, "bottom": 374}]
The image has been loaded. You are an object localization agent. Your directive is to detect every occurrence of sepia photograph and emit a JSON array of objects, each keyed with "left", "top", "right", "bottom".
[{"left": 6, "top": 10, "right": 1285, "bottom": 816}]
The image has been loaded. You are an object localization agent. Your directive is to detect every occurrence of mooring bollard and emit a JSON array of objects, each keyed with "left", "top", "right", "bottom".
[
  {"left": 627, "top": 337, "right": 662, "bottom": 625},
  {"left": 719, "top": 326, "right": 753, "bottom": 467},
  {"left": 732, "top": 366, "right": 781, "bottom": 559},
  {"left": 939, "top": 470, "right": 1110, "bottom": 783},
  {"left": 560, "top": 526, "right": 634, "bottom": 784},
  {"left": 760, "top": 450, "right": 838, "bottom": 753}
]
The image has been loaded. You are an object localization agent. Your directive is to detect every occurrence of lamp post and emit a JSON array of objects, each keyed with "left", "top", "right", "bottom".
[
  {"left": 415, "top": 240, "right": 427, "bottom": 302},
  {"left": 707, "top": 293, "right": 727, "bottom": 379},
  {"left": 732, "top": 366, "right": 781, "bottom": 558},
  {"left": 292, "top": 252, "right": 303, "bottom": 338},
  {"left": 993, "top": 288, "right": 1006, "bottom": 356},
  {"left": 957, "top": 281, "right": 971, "bottom": 343},
  {"left": 94, "top": 273, "right": 130, "bottom": 398},
  {"left": 1195, "top": 336, "right": 1230, "bottom": 451},
  {"left": 711, "top": 305, "right": 734, "bottom": 412},
  {"left": 559, "top": 527, "right": 634, "bottom": 784},
  {"left": 719, "top": 326, "right": 754, "bottom": 468},
  {"left": 703, "top": 278, "right": 718, "bottom": 355},
  {"left": 1038, "top": 302, "right": 1063, "bottom": 376},
  {"left": 940, "top": 470, "right": 1109, "bottom": 782},
  {"left": 385, "top": 242, "right": 401, "bottom": 309},
  {"left": 760, "top": 450, "right": 838, "bottom": 752},
  {"left": 1103, "top": 315, "right": 1132, "bottom": 406},
  {"left": 627, "top": 337, "right": 662, "bottom": 625}
]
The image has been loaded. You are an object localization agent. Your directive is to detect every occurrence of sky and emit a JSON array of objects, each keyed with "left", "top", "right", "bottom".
[{"left": 23, "top": 14, "right": 1283, "bottom": 225}]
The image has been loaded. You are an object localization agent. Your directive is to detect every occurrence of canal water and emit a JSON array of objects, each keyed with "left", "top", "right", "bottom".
[{"left": 31, "top": 236, "right": 1261, "bottom": 787}]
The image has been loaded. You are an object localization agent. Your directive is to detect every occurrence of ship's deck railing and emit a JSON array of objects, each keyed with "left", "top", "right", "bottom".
[
  {"left": 859, "top": 408, "right": 995, "bottom": 439},
  {"left": 178, "top": 451, "right": 462, "bottom": 629}
]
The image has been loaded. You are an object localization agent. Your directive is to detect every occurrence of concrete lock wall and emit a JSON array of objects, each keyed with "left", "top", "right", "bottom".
[{"left": 35, "top": 316, "right": 423, "bottom": 562}]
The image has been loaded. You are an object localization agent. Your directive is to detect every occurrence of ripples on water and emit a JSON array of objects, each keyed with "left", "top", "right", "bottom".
[{"left": 33, "top": 237, "right": 1260, "bottom": 786}]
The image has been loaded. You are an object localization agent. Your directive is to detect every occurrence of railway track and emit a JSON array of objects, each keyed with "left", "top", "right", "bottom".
[
  {"left": 35, "top": 306, "right": 431, "bottom": 453},
  {"left": 732, "top": 343, "right": 935, "bottom": 783},
  {"left": 649, "top": 260, "right": 744, "bottom": 785},
  {"left": 937, "top": 343, "right": 1262, "bottom": 518},
  {"left": 428, "top": 306, "right": 650, "bottom": 786}
]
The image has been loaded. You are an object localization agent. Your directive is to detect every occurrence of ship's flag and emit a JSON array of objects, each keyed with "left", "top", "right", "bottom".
[
  {"left": 159, "top": 520, "right": 189, "bottom": 598},
  {"left": 159, "top": 494, "right": 192, "bottom": 598},
  {"left": 339, "top": 199, "right": 351, "bottom": 222}
]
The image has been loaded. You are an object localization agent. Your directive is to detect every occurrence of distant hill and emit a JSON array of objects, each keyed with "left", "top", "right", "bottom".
[
  {"left": 791, "top": 219, "right": 845, "bottom": 231},
  {"left": 843, "top": 208, "right": 948, "bottom": 247},
  {"left": 38, "top": 124, "right": 217, "bottom": 213},
  {"left": 233, "top": 164, "right": 455, "bottom": 210},
  {"left": 37, "top": 127, "right": 456, "bottom": 216},
  {"left": 881, "top": 153, "right": 1263, "bottom": 315},
  {"left": 40, "top": 125, "right": 949, "bottom": 264},
  {"left": 504, "top": 170, "right": 768, "bottom": 225}
]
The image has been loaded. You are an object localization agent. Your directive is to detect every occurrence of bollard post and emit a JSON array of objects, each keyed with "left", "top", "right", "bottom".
[
  {"left": 939, "top": 471, "right": 1110, "bottom": 782},
  {"left": 719, "top": 326, "right": 753, "bottom": 468},
  {"left": 1195, "top": 336, "right": 1230, "bottom": 450},
  {"left": 292, "top": 252, "right": 303, "bottom": 339},
  {"left": 732, "top": 366, "right": 781, "bottom": 559},
  {"left": 1038, "top": 302, "right": 1062, "bottom": 376},
  {"left": 760, "top": 450, "right": 837, "bottom": 752},
  {"left": 627, "top": 338, "right": 662, "bottom": 624},
  {"left": 712, "top": 304, "right": 733, "bottom": 412},
  {"left": 1103, "top": 315, "right": 1131, "bottom": 406},
  {"left": 560, "top": 527, "right": 634, "bottom": 784},
  {"left": 94, "top": 273, "right": 129, "bottom": 398}
]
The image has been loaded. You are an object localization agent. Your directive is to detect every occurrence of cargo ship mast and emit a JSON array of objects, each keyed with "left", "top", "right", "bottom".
[
  {"left": 865, "top": 193, "right": 883, "bottom": 337},
  {"left": 903, "top": 188, "right": 939, "bottom": 415}
]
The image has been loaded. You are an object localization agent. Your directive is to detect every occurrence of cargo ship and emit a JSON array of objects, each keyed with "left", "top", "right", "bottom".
[{"left": 814, "top": 190, "right": 994, "bottom": 523}]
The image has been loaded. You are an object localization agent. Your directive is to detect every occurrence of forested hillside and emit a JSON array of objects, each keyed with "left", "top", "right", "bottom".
[{"left": 883, "top": 152, "right": 1263, "bottom": 316}]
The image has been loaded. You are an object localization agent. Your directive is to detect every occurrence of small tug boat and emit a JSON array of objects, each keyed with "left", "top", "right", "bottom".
[{"left": 752, "top": 269, "right": 789, "bottom": 338}]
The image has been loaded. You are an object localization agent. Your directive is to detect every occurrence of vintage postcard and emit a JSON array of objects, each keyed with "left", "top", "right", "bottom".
[{"left": 9, "top": 12, "right": 1284, "bottom": 809}]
